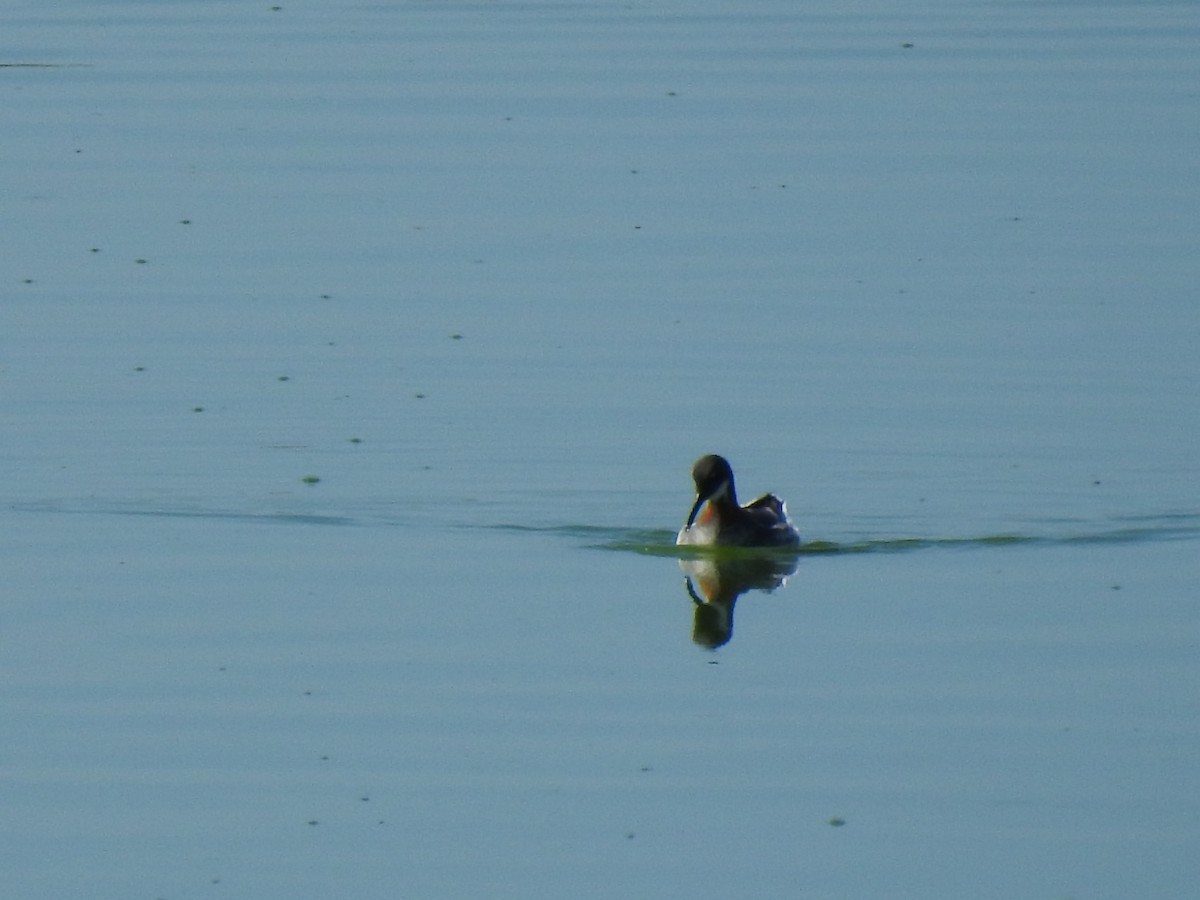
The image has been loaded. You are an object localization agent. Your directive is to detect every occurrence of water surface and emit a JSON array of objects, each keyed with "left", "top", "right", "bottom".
[{"left": 3, "top": 1, "right": 1198, "bottom": 897}]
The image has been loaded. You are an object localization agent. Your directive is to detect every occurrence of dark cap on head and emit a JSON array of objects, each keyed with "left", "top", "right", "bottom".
[
  {"left": 686, "top": 454, "right": 736, "bottom": 528},
  {"left": 692, "top": 454, "right": 734, "bottom": 494}
]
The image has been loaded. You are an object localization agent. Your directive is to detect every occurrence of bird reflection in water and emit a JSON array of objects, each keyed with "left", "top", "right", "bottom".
[{"left": 680, "top": 552, "right": 798, "bottom": 649}]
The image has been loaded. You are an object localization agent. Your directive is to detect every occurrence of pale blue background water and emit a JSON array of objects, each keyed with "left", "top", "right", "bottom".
[{"left": 3, "top": 1, "right": 1198, "bottom": 898}]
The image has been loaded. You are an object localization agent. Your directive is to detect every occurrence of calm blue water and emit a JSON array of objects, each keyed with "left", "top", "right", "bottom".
[{"left": 3, "top": 1, "right": 1198, "bottom": 897}]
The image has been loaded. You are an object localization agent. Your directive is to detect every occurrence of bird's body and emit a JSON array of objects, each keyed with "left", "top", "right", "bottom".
[{"left": 676, "top": 454, "right": 800, "bottom": 548}]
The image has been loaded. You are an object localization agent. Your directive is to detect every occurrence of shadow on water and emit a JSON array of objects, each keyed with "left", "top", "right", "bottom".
[{"left": 680, "top": 553, "right": 798, "bottom": 649}]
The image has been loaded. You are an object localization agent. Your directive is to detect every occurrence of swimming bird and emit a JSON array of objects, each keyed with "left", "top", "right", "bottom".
[{"left": 676, "top": 454, "right": 800, "bottom": 548}]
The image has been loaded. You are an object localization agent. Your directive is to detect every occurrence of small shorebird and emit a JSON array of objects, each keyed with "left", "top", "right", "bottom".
[{"left": 676, "top": 454, "right": 800, "bottom": 548}]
